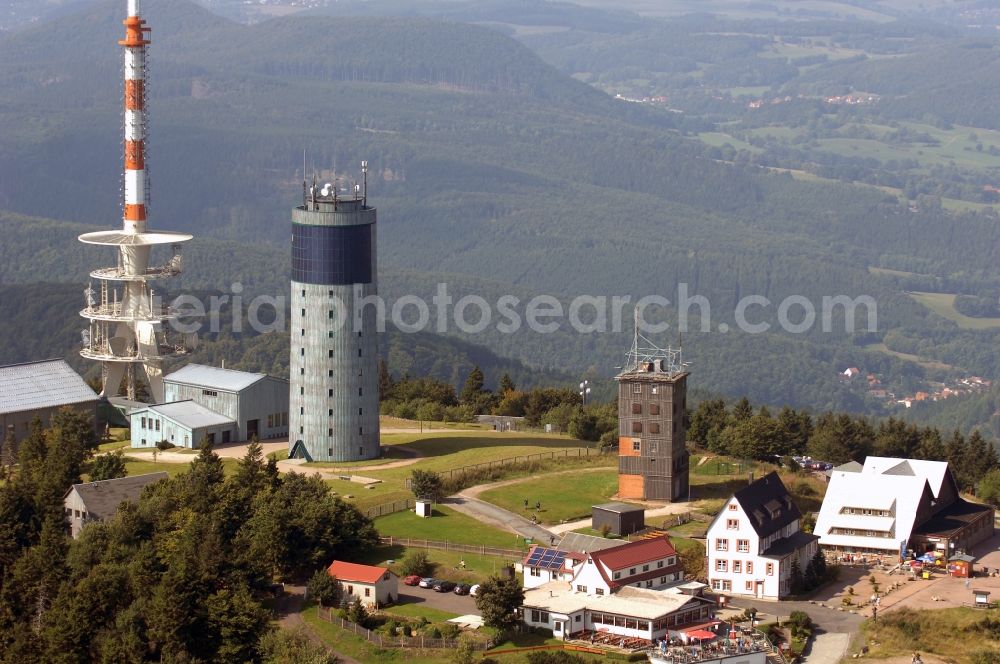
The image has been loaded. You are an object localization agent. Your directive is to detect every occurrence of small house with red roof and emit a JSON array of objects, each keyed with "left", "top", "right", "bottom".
[{"left": 327, "top": 560, "right": 397, "bottom": 608}]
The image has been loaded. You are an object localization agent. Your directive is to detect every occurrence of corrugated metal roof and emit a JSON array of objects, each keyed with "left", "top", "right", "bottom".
[
  {"left": 164, "top": 364, "right": 266, "bottom": 392},
  {"left": 593, "top": 502, "right": 644, "bottom": 514},
  {"left": 0, "top": 359, "right": 97, "bottom": 414},
  {"left": 135, "top": 400, "right": 233, "bottom": 429}
]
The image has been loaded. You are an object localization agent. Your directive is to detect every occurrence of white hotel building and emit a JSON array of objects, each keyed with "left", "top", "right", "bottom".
[{"left": 706, "top": 472, "right": 819, "bottom": 600}]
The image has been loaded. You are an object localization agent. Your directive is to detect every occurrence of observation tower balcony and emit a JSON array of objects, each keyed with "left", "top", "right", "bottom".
[
  {"left": 79, "top": 343, "right": 189, "bottom": 363},
  {"left": 80, "top": 302, "right": 182, "bottom": 322}
]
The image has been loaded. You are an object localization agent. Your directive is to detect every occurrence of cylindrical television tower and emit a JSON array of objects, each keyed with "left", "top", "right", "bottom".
[
  {"left": 78, "top": 0, "right": 194, "bottom": 403},
  {"left": 288, "top": 169, "right": 380, "bottom": 462}
]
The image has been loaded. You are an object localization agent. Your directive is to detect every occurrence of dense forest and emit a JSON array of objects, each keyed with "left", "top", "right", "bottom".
[{"left": 0, "top": 410, "right": 369, "bottom": 662}]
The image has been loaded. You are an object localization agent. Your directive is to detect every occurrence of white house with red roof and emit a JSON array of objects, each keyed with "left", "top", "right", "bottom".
[
  {"left": 520, "top": 536, "right": 714, "bottom": 641},
  {"left": 327, "top": 560, "right": 398, "bottom": 608}
]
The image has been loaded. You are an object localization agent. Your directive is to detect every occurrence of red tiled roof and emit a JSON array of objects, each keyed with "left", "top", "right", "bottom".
[
  {"left": 327, "top": 560, "right": 391, "bottom": 584},
  {"left": 591, "top": 536, "right": 677, "bottom": 571}
]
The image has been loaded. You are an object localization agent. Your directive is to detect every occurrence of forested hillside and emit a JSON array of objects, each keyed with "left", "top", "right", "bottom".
[{"left": 1, "top": 0, "right": 999, "bottom": 433}]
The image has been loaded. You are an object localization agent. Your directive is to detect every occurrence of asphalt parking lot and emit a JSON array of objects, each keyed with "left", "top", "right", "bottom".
[{"left": 396, "top": 583, "right": 479, "bottom": 615}]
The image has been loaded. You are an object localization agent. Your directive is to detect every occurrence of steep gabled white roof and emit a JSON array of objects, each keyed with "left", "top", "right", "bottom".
[
  {"left": 862, "top": 457, "right": 950, "bottom": 498},
  {"left": 816, "top": 458, "right": 938, "bottom": 549}
]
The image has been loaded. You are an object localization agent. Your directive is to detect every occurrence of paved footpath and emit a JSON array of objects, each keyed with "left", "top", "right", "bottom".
[
  {"left": 443, "top": 494, "right": 557, "bottom": 543},
  {"left": 803, "top": 632, "right": 851, "bottom": 664},
  {"left": 274, "top": 584, "right": 361, "bottom": 664}
]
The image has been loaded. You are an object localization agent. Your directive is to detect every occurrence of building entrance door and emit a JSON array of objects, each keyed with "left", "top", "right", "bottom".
[{"left": 246, "top": 419, "right": 259, "bottom": 440}]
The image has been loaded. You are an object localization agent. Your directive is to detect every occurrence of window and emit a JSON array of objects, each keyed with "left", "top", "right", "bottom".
[
  {"left": 629, "top": 568, "right": 636, "bottom": 575},
  {"left": 347, "top": 585, "right": 354, "bottom": 595},
  {"left": 715, "top": 560, "right": 728, "bottom": 572},
  {"left": 727, "top": 519, "right": 739, "bottom": 530},
  {"left": 660, "top": 576, "right": 667, "bottom": 583},
  {"left": 715, "top": 539, "right": 728, "bottom": 551},
  {"left": 359, "top": 388, "right": 363, "bottom": 396},
  {"left": 613, "top": 572, "right": 620, "bottom": 580},
  {"left": 633, "top": 384, "right": 641, "bottom": 393},
  {"left": 746, "top": 581, "right": 754, "bottom": 591},
  {"left": 530, "top": 568, "right": 540, "bottom": 577},
  {"left": 632, "top": 440, "right": 640, "bottom": 451},
  {"left": 646, "top": 580, "right": 653, "bottom": 588},
  {"left": 746, "top": 562, "right": 753, "bottom": 574},
  {"left": 722, "top": 580, "right": 731, "bottom": 591},
  {"left": 358, "top": 348, "right": 363, "bottom": 357},
  {"left": 268, "top": 415, "right": 274, "bottom": 428},
  {"left": 155, "top": 420, "right": 160, "bottom": 431},
  {"left": 575, "top": 615, "right": 581, "bottom": 623},
  {"left": 649, "top": 422, "right": 661, "bottom": 434},
  {"left": 576, "top": 585, "right": 587, "bottom": 593},
  {"left": 531, "top": 610, "right": 549, "bottom": 623},
  {"left": 766, "top": 563, "right": 774, "bottom": 576},
  {"left": 657, "top": 560, "right": 663, "bottom": 568},
  {"left": 301, "top": 329, "right": 305, "bottom": 336},
  {"left": 141, "top": 417, "right": 146, "bottom": 428},
  {"left": 364, "top": 588, "right": 370, "bottom": 597},
  {"left": 329, "top": 409, "right": 333, "bottom": 416},
  {"left": 328, "top": 429, "right": 333, "bottom": 436},
  {"left": 329, "top": 389, "right": 333, "bottom": 397},
  {"left": 328, "top": 350, "right": 333, "bottom": 358},
  {"left": 728, "top": 503, "right": 738, "bottom": 511},
  {"left": 595, "top": 588, "right": 604, "bottom": 595},
  {"left": 202, "top": 389, "right": 218, "bottom": 397},
  {"left": 632, "top": 421, "right": 642, "bottom": 434},
  {"left": 301, "top": 308, "right": 305, "bottom": 316},
  {"left": 300, "top": 407, "right": 305, "bottom": 415},
  {"left": 733, "top": 560, "right": 742, "bottom": 573},
  {"left": 643, "top": 564, "right": 649, "bottom": 572},
  {"left": 650, "top": 403, "right": 660, "bottom": 415},
  {"left": 651, "top": 386, "right": 659, "bottom": 395},
  {"left": 329, "top": 370, "right": 333, "bottom": 377},
  {"left": 359, "top": 408, "right": 363, "bottom": 415},
  {"left": 632, "top": 403, "right": 642, "bottom": 414},
  {"left": 737, "top": 539, "right": 749, "bottom": 552}
]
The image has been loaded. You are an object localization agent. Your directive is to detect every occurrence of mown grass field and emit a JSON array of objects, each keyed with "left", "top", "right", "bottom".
[
  {"left": 375, "top": 505, "right": 527, "bottom": 549},
  {"left": 355, "top": 545, "right": 523, "bottom": 585},
  {"left": 908, "top": 291, "right": 1000, "bottom": 330},
  {"left": 477, "top": 469, "right": 622, "bottom": 524}
]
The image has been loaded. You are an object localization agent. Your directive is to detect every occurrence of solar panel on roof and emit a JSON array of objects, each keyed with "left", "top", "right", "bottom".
[{"left": 526, "top": 547, "right": 566, "bottom": 570}]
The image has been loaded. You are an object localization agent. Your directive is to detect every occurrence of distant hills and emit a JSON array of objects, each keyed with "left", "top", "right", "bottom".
[{"left": 1, "top": 0, "right": 999, "bottom": 432}]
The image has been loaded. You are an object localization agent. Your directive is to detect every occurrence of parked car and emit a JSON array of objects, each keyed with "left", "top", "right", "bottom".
[
  {"left": 418, "top": 577, "right": 437, "bottom": 588},
  {"left": 469, "top": 584, "right": 481, "bottom": 597},
  {"left": 433, "top": 580, "right": 457, "bottom": 593},
  {"left": 403, "top": 575, "right": 422, "bottom": 586},
  {"left": 453, "top": 583, "right": 471, "bottom": 595}
]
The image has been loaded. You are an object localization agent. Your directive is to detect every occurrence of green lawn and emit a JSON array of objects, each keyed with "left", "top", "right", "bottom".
[
  {"left": 477, "top": 469, "right": 623, "bottom": 524},
  {"left": 375, "top": 505, "right": 524, "bottom": 549},
  {"left": 381, "top": 603, "right": 460, "bottom": 622},
  {"left": 300, "top": 604, "right": 454, "bottom": 663},
  {"left": 908, "top": 291, "right": 1000, "bottom": 330},
  {"left": 355, "top": 545, "right": 523, "bottom": 585}
]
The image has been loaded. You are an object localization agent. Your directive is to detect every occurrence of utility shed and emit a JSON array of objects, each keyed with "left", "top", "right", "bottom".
[
  {"left": 592, "top": 502, "right": 645, "bottom": 537},
  {"left": 130, "top": 400, "right": 236, "bottom": 449},
  {"left": 64, "top": 472, "right": 168, "bottom": 538},
  {"left": 0, "top": 359, "right": 98, "bottom": 451},
  {"left": 163, "top": 364, "right": 288, "bottom": 442}
]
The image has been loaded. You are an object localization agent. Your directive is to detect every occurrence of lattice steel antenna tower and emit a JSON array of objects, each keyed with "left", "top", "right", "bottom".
[{"left": 78, "top": 0, "right": 194, "bottom": 403}]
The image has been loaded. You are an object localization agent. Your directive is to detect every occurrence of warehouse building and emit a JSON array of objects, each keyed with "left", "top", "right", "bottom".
[
  {"left": 129, "top": 400, "right": 237, "bottom": 449},
  {"left": 0, "top": 359, "right": 98, "bottom": 448},
  {"left": 162, "top": 364, "right": 288, "bottom": 441}
]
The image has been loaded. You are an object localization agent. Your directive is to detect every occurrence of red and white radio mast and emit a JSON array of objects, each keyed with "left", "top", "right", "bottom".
[{"left": 78, "top": 0, "right": 196, "bottom": 403}]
